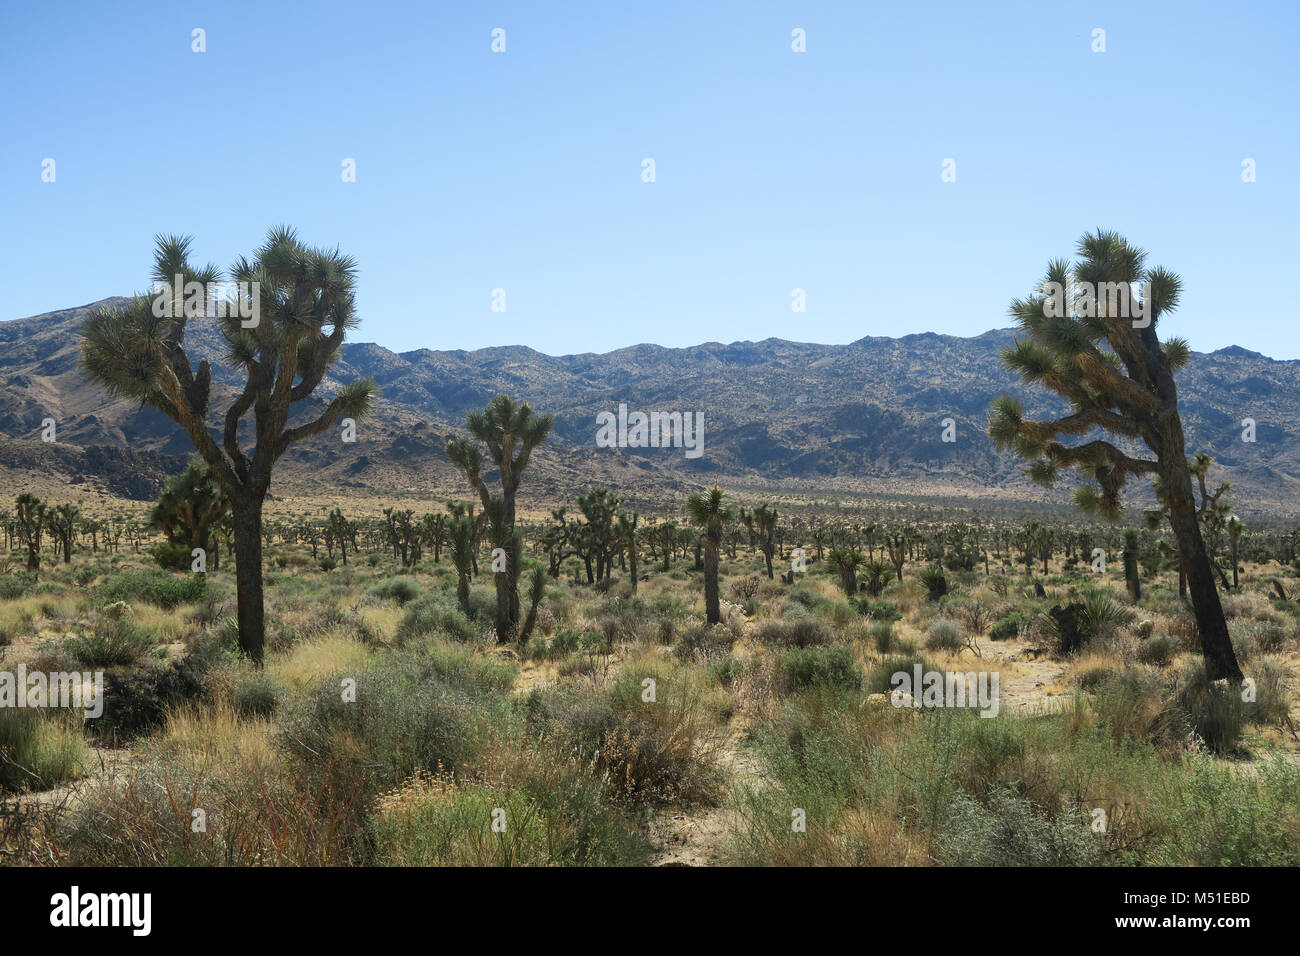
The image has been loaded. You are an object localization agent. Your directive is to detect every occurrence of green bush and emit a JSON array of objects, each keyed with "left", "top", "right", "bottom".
[
  {"left": 1135, "top": 633, "right": 1179, "bottom": 667},
  {"left": 150, "top": 541, "right": 193, "bottom": 572},
  {"left": 864, "top": 653, "right": 942, "bottom": 695},
  {"left": 989, "top": 610, "right": 1031, "bottom": 641},
  {"left": 856, "top": 598, "right": 901, "bottom": 622},
  {"left": 778, "top": 645, "right": 862, "bottom": 693},
  {"left": 367, "top": 576, "right": 423, "bottom": 606},
  {"left": 0, "top": 572, "right": 37, "bottom": 600},
  {"left": 0, "top": 709, "right": 87, "bottom": 793},
  {"left": 755, "top": 618, "right": 832, "bottom": 648},
  {"left": 868, "top": 619, "right": 895, "bottom": 653},
  {"left": 65, "top": 615, "right": 157, "bottom": 668},
  {"left": 98, "top": 569, "right": 207, "bottom": 609},
  {"left": 397, "top": 594, "right": 482, "bottom": 644},
  {"left": 233, "top": 671, "right": 285, "bottom": 718}
]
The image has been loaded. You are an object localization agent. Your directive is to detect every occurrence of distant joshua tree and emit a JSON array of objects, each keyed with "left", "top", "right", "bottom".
[
  {"left": 14, "top": 493, "right": 46, "bottom": 571},
  {"left": 80, "top": 229, "right": 376, "bottom": 664},
  {"left": 150, "top": 463, "right": 230, "bottom": 570},
  {"left": 988, "top": 230, "right": 1241, "bottom": 681},
  {"left": 686, "top": 486, "right": 735, "bottom": 625},
  {"left": 741, "top": 504, "right": 779, "bottom": 579}
]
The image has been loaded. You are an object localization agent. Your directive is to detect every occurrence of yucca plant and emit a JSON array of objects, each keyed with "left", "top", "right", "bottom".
[{"left": 685, "top": 486, "right": 735, "bottom": 624}]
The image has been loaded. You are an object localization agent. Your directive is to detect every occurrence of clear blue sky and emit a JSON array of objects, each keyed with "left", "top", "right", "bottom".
[{"left": 3, "top": 0, "right": 1297, "bottom": 357}]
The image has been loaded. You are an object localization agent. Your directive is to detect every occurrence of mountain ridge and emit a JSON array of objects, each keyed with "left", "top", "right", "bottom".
[{"left": 2, "top": 298, "right": 1298, "bottom": 518}]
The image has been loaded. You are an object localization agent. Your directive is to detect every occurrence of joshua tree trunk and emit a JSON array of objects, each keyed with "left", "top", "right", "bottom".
[
  {"left": 703, "top": 543, "right": 721, "bottom": 624},
  {"left": 1123, "top": 534, "right": 1141, "bottom": 601},
  {"left": 1163, "top": 434, "right": 1239, "bottom": 680},
  {"left": 232, "top": 501, "right": 266, "bottom": 665}
]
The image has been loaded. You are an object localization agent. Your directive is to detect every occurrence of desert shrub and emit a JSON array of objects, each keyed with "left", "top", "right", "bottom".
[
  {"left": 366, "top": 576, "right": 423, "bottom": 606},
  {"left": 1175, "top": 662, "right": 1244, "bottom": 753},
  {"left": 924, "top": 618, "right": 965, "bottom": 653},
  {"left": 65, "top": 615, "right": 157, "bottom": 668},
  {"left": 989, "top": 609, "right": 1031, "bottom": 641},
  {"left": 467, "top": 584, "right": 497, "bottom": 621},
  {"left": 281, "top": 655, "right": 495, "bottom": 797},
  {"left": 778, "top": 645, "right": 862, "bottom": 693},
  {"left": 864, "top": 653, "right": 942, "bottom": 695},
  {"left": 787, "top": 587, "right": 819, "bottom": 608},
  {"left": 0, "top": 708, "right": 87, "bottom": 793},
  {"left": 1244, "top": 658, "right": 1291, "bottom": 727},
  {"left": 1147, "top": 757, "right": 1300, "bottom": 866},
  {"left": 939, "top": 786, "right": 1100, "bottom": 866},
  {"left": 1135, "top": 633, "right": 1179, "bottom": 667},
  {"left": 868, "top": 619, "right": 895, "bottom": 653},
  {"left": 98, "top": 569, "right": 207, "bottom": 609},
  {"left": 91, "top": 661, "right": 208, "bottom": 742},
  {"left": 1091, "top": 666, "right": 1190, "bottom": 751},
  {"left": 1243, "top": 619, "right": 1290, "bottom": 654},
  {"left": 673, "top": 623, "right": 735, "bottom": 664},
  {"left": 59, "top": 744, "right": 371, "bottom": 866},
  {"left": 233, "top": 671, "right": 285, "bottom": 718},
  {"left": 371, "top": 765, "right": 650, "bottom": 867},
  {"left": 0, "top": 572, "right": 38, "bottom": 600},
  {"left": 755, "top": 618, "right": 833, "bottom": 648},
  {"left": 817, "top": 599, "right": 858, "bottom": 628},
  {"left": 856, "top": 598, "right": 901, "bottom": 622},
  {"left": 397, "top": 594, "right": 481, "bottom": 644},
  {"left": 525, "top": 660, "right": 721, "bottom": 807},
  {"left": 527, "top": 625, "right": 585, "bottom": 661}
]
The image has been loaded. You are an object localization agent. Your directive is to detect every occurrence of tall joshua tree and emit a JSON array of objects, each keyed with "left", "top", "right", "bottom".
[
  {"left": 446, "top": 395, "right": 553, "bottom": 642},
  {"left": 686, "top": 486, "right": 735, "bottom": 625},
  {"left": 988, "top": 230, "right": 1241, "bottom": 681},
  {"left": 80, "top": 229, "right": 376, "bottom": 664}
]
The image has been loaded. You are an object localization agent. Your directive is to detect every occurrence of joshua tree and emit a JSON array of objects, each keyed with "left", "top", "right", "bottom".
[
  {"left": 47, "top": 503, "right": 81, "bottom": 564},
  {"left": 445, "top": 502, "right": 479, "bottom": 616},
  {"left": 80, "top": 229, "right": 376, "bottom": 664},
  {"left": 616, "top": 511, "right": 640, "bottom": 592},
  {"left": 1123, "top": 528, "right": 1141, "bottom": 601},
  {"left": 654, "top": 521, "right": 678, "bottom": 572},
  {"left": 740, "top": 504, "right": 779, "bottom": 579},
  {"left": 518, "top": 565, "right": 548, "bottom": 644},
  {"left": 885, "top": 531, "right": 908, "bottom": 582},
  {"left": 14, "top": 493, "right": 46, "bottom": 571},
  {"left": 862, "top": 557, "right": 892, "bottom": 597},
  {"left": 149, "top": 463, "right": 230, "bottom": 569},
  {"left": 446, "top": 395, "right": 553, "bottom": 642},
  {"left": 1226, "top": 515, "right": 1243, "bottom": 591},
  {"left": 327, "top": 507, "right": 356, "bottom": 566},
  {"left": 685, "top": 486, "right": 735, "bottom": 624},
  {"left": 827, "top": 547, "right": 864, "bottom": 598},
  {"left": 988, "top": 230, "right": 1241, "bottom": 681}
]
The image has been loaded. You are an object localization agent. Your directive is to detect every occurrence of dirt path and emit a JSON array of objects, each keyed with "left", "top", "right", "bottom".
[
  {"left": 648, "top": 723, "right": 757, "bottom": 867},
  {"left": 979, "top": 636, "right": 1072, "bottom": 715}
]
